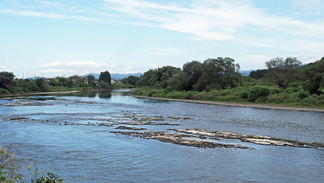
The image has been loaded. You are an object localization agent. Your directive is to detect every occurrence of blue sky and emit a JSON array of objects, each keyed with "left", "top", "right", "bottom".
[{"left": 1, "top": 0, "right": 323, "bottom": 78}]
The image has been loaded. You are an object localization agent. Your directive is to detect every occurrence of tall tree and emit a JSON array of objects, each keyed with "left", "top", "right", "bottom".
[
  {"left": 136, "top": 66, "right": 180, "bottom": 88},
  {"left": 303, "top": 57, "right": 324, "bottom": 94},
  {"left": 249, "top": 69, "right": 268, "bottom": 79},
  {"left": 266, "top": 57, "right": 301, "bottom": 88},
  {"left": 193, "top": 57, "right": 241, "bottom": 91},
  {"left": 0, "top": 72, "right": 15, "bottom": 91},
  {"left": 99, "top": 71, "right": 111, "bottom": 84},
  {"left": 182, "top": 61, "right": 203, "bottom": 91}
]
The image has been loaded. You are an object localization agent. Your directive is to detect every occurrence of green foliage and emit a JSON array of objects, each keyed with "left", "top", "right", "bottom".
[
  {"left": 99, "top": 71, "right": 111, "bottom": 84},
  {"left": 112, "top": 82, "right": 128, "bottom": 89},
  {"left": 32, "top": 172, "right": 63, "bottom": 183},
  {"left": 247, "top": 86, "right": 270, "bottom": 102},
  {"left": 193, "top": 57, "right": 241, "bottom": 91},
  {"left": 0, "top": 146, "right": 24, "bottom": 183},
  {"left": 98, "top": 81, "right": 112, "bottom": 89},
  {"left": 293, "top": 90, "right": 311, "bottom": 99},
  {"left": 1, "top": 146, "right": 63, "bottom": 183},
  {"left": 0, "top": 72, "right": 15, "bottom": 92},
  {"left": 182, "top": 61, "right": 203, "bottom": 91},
  {"left": 266, "top": 57, "right": 302, "bottom": 89},
  {"left": 137, "top": 66, "right": 181, "bottom": 88},
  {"left": 35, "top": 79, "right": 51, "bottom": 92},
  {"left": 121, "top": 76, "right": 140, "bottom": 88},
  {"left": 302, "top": 57, "right": 324, "bottom": 94},
  {"left": 0, "top": 88, "right": 10, "bottom": 95},
  {"left": 249, "top": 69, "right": 268, "bottom": 79}
]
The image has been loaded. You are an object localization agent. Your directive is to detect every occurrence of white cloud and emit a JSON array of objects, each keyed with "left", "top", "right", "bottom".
[
  {"left": 38, "top": 61, "right": 145, "bottom": 77},
  {"left": 35, "top": 1, "right": 64, "bottom": 8},
  {"left": 0, "top": 9, "right": 99, "bottom": 21},
  {"left": 0, "top": 9, "right": 66, "bottom": 19},
  {"left": 41, "top": 61, "right": 113, "bottom": 69},
  {"left": 102, "top": 0, "right": 324, "bottom": 42},
  {"left": 151, "top": 48, "right": 191, "bottom": 56}
]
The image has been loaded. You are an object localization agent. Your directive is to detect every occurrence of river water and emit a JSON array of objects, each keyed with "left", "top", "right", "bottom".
[{"left": 0, "top": 90, "right": 323, "bottom": 183}]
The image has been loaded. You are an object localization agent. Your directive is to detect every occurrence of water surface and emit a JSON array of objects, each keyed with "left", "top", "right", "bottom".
[{"left": 1, "top": 90, "right": 323, "bottom": 182}]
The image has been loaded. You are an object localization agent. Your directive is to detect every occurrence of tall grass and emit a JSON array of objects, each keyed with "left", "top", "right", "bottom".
[
  {"left": 131, "top": 87, "right": 324, "bottom": 108},
  {"left": 1, "top": 146, "right": 62, "bottom": 183}
]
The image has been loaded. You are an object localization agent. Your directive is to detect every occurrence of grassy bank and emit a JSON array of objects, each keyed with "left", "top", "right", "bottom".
[{"left": 131, "top": 86, "right": 324, "bottom": 109}]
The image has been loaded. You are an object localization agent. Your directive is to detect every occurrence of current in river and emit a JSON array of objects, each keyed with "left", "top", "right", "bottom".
[{"left": 0, "top": 90, "right": 323, "bottom": 182}]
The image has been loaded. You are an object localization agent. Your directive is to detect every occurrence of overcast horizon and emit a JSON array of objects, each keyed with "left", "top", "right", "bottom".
[{"left": 1, "top": 0, "right": 323, "bottom": 78}]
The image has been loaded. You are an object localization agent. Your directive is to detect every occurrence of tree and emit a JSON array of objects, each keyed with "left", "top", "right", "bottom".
[
  {"left": 193, "top": 57, "right": 241, "bottom": 91},
  {"left": 266, "top": 57, "right": 302, "bottom": 89},
  {"left": 35, "top": 78, "right": 51, "bottom": 92},
  {"left": 86, "top": 75, "right": 96, "bottom": 87},
  {"left": 249, "top": 69, "right": 268, "bottom": 79},
  {"left": 167, "top": 73, "right": 185, "bottom": 90},
  {"left": 70, "top": 75, "right": 84, "bottom": 86},
  {"left": 0, "top": 72, "right": 15, "bottom": 91},
  {"left": 99, "top": 71, "right": 111, "bottom": 84},
  {"left": 121, "top": 76, "right": 139, "bottom": 88},
  {"left": 182, "top": 61, "right": 203, "bottom": 91},
  {"left": 136, "top": 66, "right": 181, "bottom": 88},
  {"left": 303, "top": 57, "right": 324, "bottom": 94}
]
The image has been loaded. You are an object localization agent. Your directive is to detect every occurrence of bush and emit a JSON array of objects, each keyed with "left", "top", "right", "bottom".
[
  {"left": 240, "top": 90, "right": 249, "bottom": 99},
  {"left": 300, "top": 94, "right": 324, "bottom": 106},
  {"left": 0, "top": 88, "right": 10, "bottom": 95},
  {"left": 247, "top": 86, "right": 270, "bottom": 102},
  {"left": 294, "top": 90, "right": 311, "bottom": 99},
  {"left": 266, "top": 93, "right": 291, "bottom": 103}
]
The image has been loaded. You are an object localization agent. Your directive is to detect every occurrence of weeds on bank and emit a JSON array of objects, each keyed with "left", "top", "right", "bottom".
[
  {"left": 132, "top": 87, "right": 324, "bottom": 108},
  {"left": 0, "top": 146, "right": 62, "bottom": 183}
]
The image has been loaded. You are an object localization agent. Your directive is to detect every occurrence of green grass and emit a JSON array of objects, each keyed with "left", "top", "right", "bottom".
[{"left": 131, "top": 87, "right": 324, "bottom": 109}]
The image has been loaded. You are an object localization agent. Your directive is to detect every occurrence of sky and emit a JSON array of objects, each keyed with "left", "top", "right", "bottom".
[{"left": 1, "top": 0, "right": 324, "bottom": 78}]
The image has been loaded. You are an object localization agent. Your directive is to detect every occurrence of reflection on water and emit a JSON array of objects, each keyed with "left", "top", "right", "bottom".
[{"left": 0, "top": 90, "right": 324, "bottom": 182}]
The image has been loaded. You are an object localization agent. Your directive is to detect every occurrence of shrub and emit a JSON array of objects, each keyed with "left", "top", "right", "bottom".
[
  {"left": 266, "top": 93, "right": 291, "bottom": 103},
  {"left": 240, "top": 91, "right": 249, "bottom": 99},
  {"left": 0, "top": 88, "right": 10, "bottom": 95},
  {"left": 300, "top": 94, "right": 324, "bottom": 106},
  {"left": 294, "top": 90, "right": 311, "bottom": 99},
  {"left": 247, "top": 86, "right": 270, "bottom": 102}
]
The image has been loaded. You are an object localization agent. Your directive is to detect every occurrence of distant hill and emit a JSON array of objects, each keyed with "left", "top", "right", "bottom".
[
  {"left": 110, "top": 73, "right": 142, "bottom": 80},
  {"left": 83, "top": 73, "right": 142, "bottom": 80},
  {"left": 83, "top": 73, "right": 100, "bottom": 79},
  {"left": 239, "top": 70, "right": 253, "bottom": 76}
]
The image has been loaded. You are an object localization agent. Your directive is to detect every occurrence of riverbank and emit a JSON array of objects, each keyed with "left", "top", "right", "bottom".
[
  {"left": 132, "top": 95, "right": 324, "bottom": 112},
  {"left": 0, "top": 90, "right": 81, "bottom": 98}
]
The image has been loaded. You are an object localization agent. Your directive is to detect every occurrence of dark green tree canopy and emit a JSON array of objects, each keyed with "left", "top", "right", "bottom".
[
  {"left": 266, "top": 57, "right": 302, "bottom": 89},
  {"left": 99, "top": 71, "right": 111, "bottom": 84},
  {"left": 137, "top": 66, "right": 181, "bottom": 88},
  {"left": 137, "top": 57, "right": 241, "bottom": 91},
  {"left": 121, "top": 76, "right": 140, "bottom": 87},
  {"left": 303, "top": 57, "right": 324, "bottom": 94},
  {"left": 193, "top": 57, "right": 241, "bottom": 91},
  {"left": 249, "top": 69, "right": 268, "bottom": 79},
  {"left": 0, "top": 72, "right": 15, "bottom": 91}
]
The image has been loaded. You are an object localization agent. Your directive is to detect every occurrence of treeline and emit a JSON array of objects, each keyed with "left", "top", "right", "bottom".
[
  {"left": 0, "top": 71, "right": 113, "bottom": 95},
  {"left": 132, "top": 56, "right": 324, "bottom": 106},
  {"left": 136, "top": 57, "right": 241, "bottom": 91}
]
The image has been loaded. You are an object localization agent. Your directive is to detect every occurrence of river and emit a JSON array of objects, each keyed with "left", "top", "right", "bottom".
[{"left": 0, "top": 90, "right": 323, "bottom": 182}]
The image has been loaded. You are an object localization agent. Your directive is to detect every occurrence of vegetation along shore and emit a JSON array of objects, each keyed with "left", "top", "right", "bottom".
[{"left": 1, "top": 56, "right": 324, "bottom": 110}]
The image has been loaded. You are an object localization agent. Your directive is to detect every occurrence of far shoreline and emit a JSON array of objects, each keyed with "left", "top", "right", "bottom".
[{"left": 131, "top": 95, "right": 324, "bottom": 113}]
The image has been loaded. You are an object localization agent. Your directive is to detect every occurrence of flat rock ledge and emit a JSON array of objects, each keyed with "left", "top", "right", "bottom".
[
  {"left": 110, "top": 131, "right": 249, "bottom": 149},
  {"left": 172, "top": 129, "right": 324, "bottom": 148}
]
